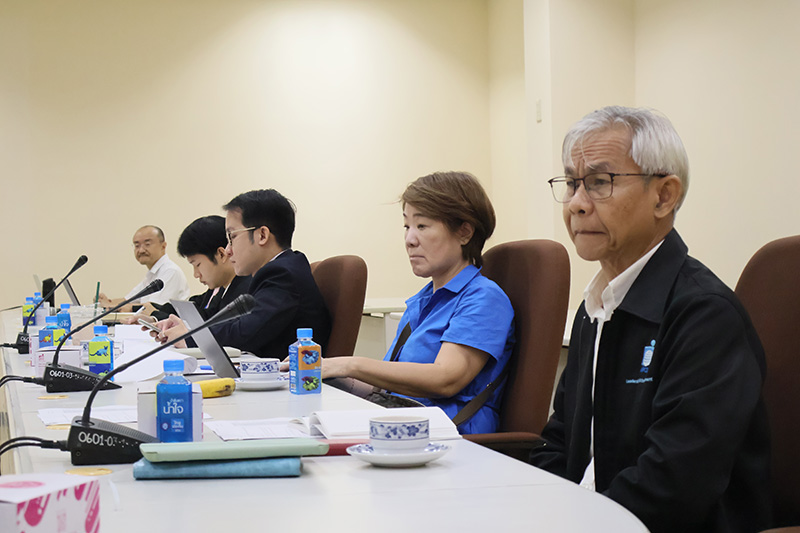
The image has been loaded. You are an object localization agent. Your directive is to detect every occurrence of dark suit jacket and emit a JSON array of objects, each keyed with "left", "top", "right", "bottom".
[
  {"left": 204, "top": 250, "right": 331, "bottom": 358},
  {"left": 151, "top": 275, "right": 251, "bottom": 321},
  {"left": 189, "top": 275, "right": 251, "bottom": 320}
]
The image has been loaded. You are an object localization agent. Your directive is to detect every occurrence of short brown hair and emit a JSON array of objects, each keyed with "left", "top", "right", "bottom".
[{"left": 401, "top": 171, "right": 496, "bottom": 267}]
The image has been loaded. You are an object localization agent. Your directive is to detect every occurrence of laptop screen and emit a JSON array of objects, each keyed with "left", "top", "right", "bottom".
[{"left": 170, "top": 299, "right": 240, "bottom": 379}]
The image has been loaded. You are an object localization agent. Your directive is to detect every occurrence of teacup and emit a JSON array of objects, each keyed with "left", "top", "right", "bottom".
[
  {"left": 239, "top": 358, "right": 281, "bottom": 381},
  {"left": 369, "top": 415, "right": 429, "bottom": 453}
]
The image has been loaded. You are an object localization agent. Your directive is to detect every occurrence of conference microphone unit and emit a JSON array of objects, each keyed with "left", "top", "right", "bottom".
[
  {"left": 67, "top": 294, "right": 255, "bottom": 465},
  {"left": 15, "top": 255, "right": 89, "bottom": 354},
  {"left": 42, "top": 279, "right": 165, "bottom": 393}
]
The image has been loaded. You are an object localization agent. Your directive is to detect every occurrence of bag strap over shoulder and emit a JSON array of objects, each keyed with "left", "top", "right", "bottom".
[
  {"left": 388, "top": 322, "right": 412, "bottom": 362},
  {"left": 387, "top": 321, "right": 508, "bottom": 428},
  {"left": 451, "top": 363, "right": 510, "bottom": 428}
]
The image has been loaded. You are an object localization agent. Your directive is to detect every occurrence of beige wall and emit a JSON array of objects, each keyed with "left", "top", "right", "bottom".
[
  {"left": 3, "top": 0, "right": 799, "bottom": 314},
  {"left": 521, "top": 0, "right": 635, "bottom": 306},
  {"left": 0, "top": 0, "right": 493, "bottom": 306},
  {"left": 525, "top": 0, "right": 800, "bottom": 309},
  {"left": 635, "top": 0, "right": 800, "bottom": 290}
]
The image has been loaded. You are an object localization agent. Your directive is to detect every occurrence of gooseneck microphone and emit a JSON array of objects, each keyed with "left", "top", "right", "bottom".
[
  {"left": 67, "top": 294, "right": 255, "bottom": 465},
  {"left": 15, "top": 255, "right": 89, "bottom": 354},
  {"left": 42, "top": 279, "right": 165, "bottom": 393}
]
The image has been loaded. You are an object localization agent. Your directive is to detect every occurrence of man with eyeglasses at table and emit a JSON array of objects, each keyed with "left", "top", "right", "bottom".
[
  {"left": 155, "top": 189, "right": 331, "bottom": 359},
  {"left": 97, "top": 225, "right": 190, "bottom": 314},
  {"left": 530, "top": 106, "right": 771, "bottom": 533}
]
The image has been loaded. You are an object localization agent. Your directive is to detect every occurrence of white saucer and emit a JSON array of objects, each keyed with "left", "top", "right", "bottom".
[
  {"left": 346, "top": 443, "right": 450, "bottom": 467},
  {"left": 235, "top": 377, "right": 288, "bottom": 391}
]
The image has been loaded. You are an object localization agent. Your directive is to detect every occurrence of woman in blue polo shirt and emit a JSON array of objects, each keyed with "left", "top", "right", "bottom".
[{"left": 322, "top": 171, "right": 515, "bottom": 434}]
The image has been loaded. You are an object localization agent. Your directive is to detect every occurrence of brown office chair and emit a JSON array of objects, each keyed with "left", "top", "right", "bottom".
[
  {"left": 310, "top": 255, "right": 368, "bottom": 358},
  {"left": 464, "top": 239, "right": 570, "bottom": 461},
  {"left": 735, "top": 235, "right": 800, "bottom": 531}
]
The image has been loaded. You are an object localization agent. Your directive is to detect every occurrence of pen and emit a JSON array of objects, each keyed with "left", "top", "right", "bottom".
[{"left": 93, "top": 281, "right": 100, "bottom": 313}]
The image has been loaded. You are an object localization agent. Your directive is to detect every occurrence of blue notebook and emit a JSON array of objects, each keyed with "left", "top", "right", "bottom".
[{"left": 133, "top": 456, "right": 301, "bottom": 479}]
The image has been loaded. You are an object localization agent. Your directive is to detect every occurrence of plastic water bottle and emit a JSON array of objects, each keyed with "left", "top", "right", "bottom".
[
  {"left": 57, "top": 303, "right": 72, "bottom": 331},
  {"left": 289, "top": 328, "right": 321, "bottom": 395},
  {"left": 88, "top": 325, "right": 114, "bottom": 378},
  {"left": 33, "top": 292, "right": 49, "bottom": 328},
  {"left": 38, "top": 316, "right": 65, "bottom": 348},
  {"left": 22, "top": 296, "right": 35, "bottom": 326},
  {"left": 157, "top": 359, "right": 193, "bottom": 442}
]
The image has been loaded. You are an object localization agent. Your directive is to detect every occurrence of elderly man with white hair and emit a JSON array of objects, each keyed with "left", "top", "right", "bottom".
[{"left": 531, "top": 106, "right": 771, "bottom": 533}]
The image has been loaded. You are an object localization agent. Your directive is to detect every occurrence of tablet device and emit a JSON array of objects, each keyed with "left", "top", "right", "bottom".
[
  {"left": 170, "top": 299, "right": 239, "bottom": 379},
  {"left": 63, "top": 278, "right": 81, "bottom": 306}
]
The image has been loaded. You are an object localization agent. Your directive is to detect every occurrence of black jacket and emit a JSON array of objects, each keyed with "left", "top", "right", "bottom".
[
  {"left": 152, "top": 275, "right": 251, "bottom": 322},
  {"left": 189, "top": 275, "right": 251, "bottom": 320},
  {"left": 206, "top": 250, "right": 331, "bottom": 358},
  {"left": 530, "top": 230, "right": 771, "bottom": 533}
]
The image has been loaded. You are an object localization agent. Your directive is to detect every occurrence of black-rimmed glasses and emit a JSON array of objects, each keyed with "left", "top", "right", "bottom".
[
  {"left": 226, "top": 227, "right": 256, "bottom": 246},
  {"left": 548, "top": 173, "right": 667, "bottom": 203}
]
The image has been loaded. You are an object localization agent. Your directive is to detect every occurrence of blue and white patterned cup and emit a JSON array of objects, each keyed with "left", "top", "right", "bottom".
[
  {"left": 239, "top": 358, "right": 281, "bottom": 381},
  {"left": 369, "top": 415, "right": 430, "bottom": 453}
]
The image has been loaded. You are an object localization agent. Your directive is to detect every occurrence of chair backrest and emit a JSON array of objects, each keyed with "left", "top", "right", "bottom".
[
  {"left": 481, "top": 239, "right": 570, "bottom": 435},
  {"left": 735, "top": 235, "right": 800, "bottom": 526},
  {"left": 310, "top": 255, "right": 368, "bottom": 358}
]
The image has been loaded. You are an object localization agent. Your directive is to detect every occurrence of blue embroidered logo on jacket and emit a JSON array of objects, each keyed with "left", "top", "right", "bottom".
[{"left": 640, "top": 340, "right": 655, "bottom": 373}]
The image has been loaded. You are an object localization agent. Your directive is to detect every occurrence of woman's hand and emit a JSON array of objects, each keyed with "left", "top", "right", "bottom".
[
  {"left": 321, "top": 356, "right": 352, "bottom": 379},
  {"left": 323, "top": 343, "right": 489, "bottom": 399}
]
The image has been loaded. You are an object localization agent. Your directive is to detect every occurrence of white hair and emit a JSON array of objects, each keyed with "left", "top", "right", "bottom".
[{"left": 562, "top": 106, "right": 690, "bottom": 210}]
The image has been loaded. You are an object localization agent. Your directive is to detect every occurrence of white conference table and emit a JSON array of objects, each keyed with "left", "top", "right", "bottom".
[{"left": 1, "top": 311, "right": 647, "bottom": 532}]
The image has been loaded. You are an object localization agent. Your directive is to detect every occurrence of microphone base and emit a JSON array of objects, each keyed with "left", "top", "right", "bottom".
[
  {"left": 15, "top": 332, "right": 30, "bottom": 354},
  {"left": 68, "top": 416, "right": 158, "bottom": 465},
  {"left": 44, "top": 364, "right": 122, "bottom": 393}
]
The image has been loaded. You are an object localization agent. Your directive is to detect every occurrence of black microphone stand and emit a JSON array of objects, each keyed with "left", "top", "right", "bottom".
[
  {"left": 42, "top": 280, "right": 164, "bottom": 393},
  {"left": 67, "top": 294, "right": 255, "bottom": 465},
  {"left": 15, "top": 256, "right": 88, "bottom": 354}
]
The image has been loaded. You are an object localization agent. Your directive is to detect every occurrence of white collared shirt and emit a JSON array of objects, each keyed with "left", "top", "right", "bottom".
[
  {"left": 125, "top": 254, "right": 191, "bottom": 305},
  {"left": 579, "top": 240, "right": 664, "bottom": 491}
]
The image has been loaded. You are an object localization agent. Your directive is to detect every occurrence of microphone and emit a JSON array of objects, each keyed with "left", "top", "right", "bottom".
[
  {"left": 66, "top": 294, "right": 255, "bottom": 465},
  {"left": 42, "top": 279, "right": 165, "bottom": 393},
  {"left": 15, "top": 255, "right": 89, "bottom": 354}
]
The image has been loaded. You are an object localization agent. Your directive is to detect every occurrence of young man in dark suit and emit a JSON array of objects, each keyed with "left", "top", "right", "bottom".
[{"left": 157, "top": 190, "right": 331, "bottom": 358}]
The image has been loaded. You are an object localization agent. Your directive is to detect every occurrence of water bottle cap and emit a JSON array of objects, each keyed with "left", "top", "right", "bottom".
[
  {"left": 93, "top": 325, "right": 108, "bottom": 335},
  {"left": 45, "top": 315, "right": 58, "bottom": 324},
  {"left": 163, "top": 359, "right": 184, "bottom": 372},
  {"left": 60, "top": 303, "right": 71, "bottom": 310},
  {"left": 34, "top": 292, "right": 41, "bottom": 297},
  {"left": 25, "top": 297, "right": 34, "bottom": 303},
  {"left": 297, "top": 328, "right": 313, "bottom": 338}
]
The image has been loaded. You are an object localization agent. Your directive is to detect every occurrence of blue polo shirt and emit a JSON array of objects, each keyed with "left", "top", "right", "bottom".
[{"left": 385, "top": 264, "right": 515, "bottom": 434}]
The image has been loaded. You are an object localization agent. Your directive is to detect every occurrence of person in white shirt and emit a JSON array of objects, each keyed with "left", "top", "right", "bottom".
[{"left": 97, "top": 225, "right": 190, "bottom": 313}]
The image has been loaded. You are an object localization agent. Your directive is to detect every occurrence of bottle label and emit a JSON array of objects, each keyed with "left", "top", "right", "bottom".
[
  {"left": 57, "top": 313, "right": 72, "bottom": 330},
  {"left": 88, "top": 339, "right": 113, "bottom": 378},
  {"left": 157, "top": 390, "right": 193, "bottom": 442},
  {"left": 290, "top": 341, "right": 321, "bottom": 395},
  {"left": 38, "top": 328, "right": 65, "bottom": 348}
]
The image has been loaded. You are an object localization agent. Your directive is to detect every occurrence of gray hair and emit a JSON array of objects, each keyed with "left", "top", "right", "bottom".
[{"left": 562, "top": 106, "right": 690, "bottom": 211}]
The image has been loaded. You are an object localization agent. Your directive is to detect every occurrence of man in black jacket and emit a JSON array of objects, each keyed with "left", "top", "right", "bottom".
[
  {"left": 158, "top": 190, "right": 331, "bottom": 358},
  {"left": 533, "top": 106, "right": 771, "bottom": 532}
]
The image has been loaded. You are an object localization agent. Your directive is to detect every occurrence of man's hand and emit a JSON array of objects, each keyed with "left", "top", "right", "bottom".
[
  {"left": 151, "top": 314, "right": 189, "bottom": 349},
  {"left": 96, "top": 293, "right": 113, "bottom": 309}
]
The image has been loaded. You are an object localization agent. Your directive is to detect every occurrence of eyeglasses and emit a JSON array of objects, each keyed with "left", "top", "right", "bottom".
[
  {"left": 226, "top": 227, "right": 256, "bottom": 246},
  {"left": 132, "top": 239, "right": 159, "bottom": 250},
  {"left": 548, "top": 172, "right": 667, "bottom": 203}
]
